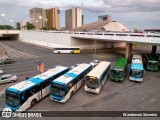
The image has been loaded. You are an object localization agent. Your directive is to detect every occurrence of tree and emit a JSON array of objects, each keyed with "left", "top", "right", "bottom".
[
  {"left": 0, "top": 25, "right": 14, "bottom": 30},
  {"left": 41, "top": 27, "right": 47, "bottom": 30},
  {"left": 25, "top": 23, "right": 35, "bottom": 30},
  {"left": 51, "top": 27, "right": 57, "bottom": 31}
]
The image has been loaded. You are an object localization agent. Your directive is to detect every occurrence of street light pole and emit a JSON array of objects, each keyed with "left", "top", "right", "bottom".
[
  {"left": 10, "top": 19, "right": 13, "bottom": 29},
  {"left": 94, "top": 40, "right": 97, "bottom": 60},
  {"left": 36, "top": 20, "right": 38, "bottom": 30},
  {"left": 39, "top": 16, "right": 43, "bottom": 29},
  {"left": 45, "top": 19, "right": 48, "bottom": 30}
]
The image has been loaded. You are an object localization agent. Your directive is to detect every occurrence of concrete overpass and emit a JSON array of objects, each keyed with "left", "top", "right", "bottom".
[
  {"left": 70, "top": 31, "right": 160, "bottom": 60},
  {"left": 1, "top": 30, "right": 160, "bottom": 61},
  {"left": 0, "top": 30, "right": 19, "bottom": 39}
]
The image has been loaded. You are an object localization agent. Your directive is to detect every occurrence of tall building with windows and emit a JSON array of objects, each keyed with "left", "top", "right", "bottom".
[
  {"left": 65, "top": 7, "right": 83, "bottom": 30},
  {"left": 98, "top": 15, "right": 111, "bottom": 22},
  {"left": 46, "top": 7, "right": 60, "bottom": 30},
  {"left": 29, "top": 7, "right": 43, "bottom": 30}
]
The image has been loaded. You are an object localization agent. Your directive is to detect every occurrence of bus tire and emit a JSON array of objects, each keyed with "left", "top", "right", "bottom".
[
  {"left": 70, "top": 91, "right": 74, "bottom": 98},
  {"left": 31, "top": 99, "right": 37, "bottom": 107},
  {"left": 58, "top": 51, "right": 60, "bottom": 54},
  {"left": 70, "top": 51, "right": 73, "bottom": 54}
]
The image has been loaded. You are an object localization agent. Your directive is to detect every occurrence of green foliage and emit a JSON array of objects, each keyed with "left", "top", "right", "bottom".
[
  {"left": 41, "top": 27, "right": 47, "bottom": 30},
  {"left": 51, "top": 27, "right": 57, "bottom": 31},
  {"left": 25, "top": 23, "right": 35, "bottom": 30},
  {"left": 0, "top": 25, "right": 14, "bottom": 30}
]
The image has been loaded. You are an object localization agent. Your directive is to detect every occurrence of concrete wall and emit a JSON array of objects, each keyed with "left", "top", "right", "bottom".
[
  {"left": 19, "top": 31, "right": 126, "bottom": 50},
  {"left": 19, "top": 31, "right": 71, "bottom": 47}
]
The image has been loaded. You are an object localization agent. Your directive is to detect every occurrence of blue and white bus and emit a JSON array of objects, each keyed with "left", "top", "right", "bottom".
[
  {"left": 129, "top": 54, "right": 145, "bottom": 82},
  {"left": 50, "top": 63, "right": 92, "bottom": 103},
  {"left": 84, "top": 61, "right": 111, "bottom": 94},
  {"left": 5, "top": 65, "right": 69, "bottom": 111}
]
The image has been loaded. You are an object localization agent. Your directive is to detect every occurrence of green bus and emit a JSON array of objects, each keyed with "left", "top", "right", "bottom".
[
  {"left": 155, "top": 53, "right": 160, "bottom": 67},
  {"left": 144, "top": 53, "right": 159, "bottom": 71},
  {"left": 110, "top": 57, "right": 128, "bottom": 82}
]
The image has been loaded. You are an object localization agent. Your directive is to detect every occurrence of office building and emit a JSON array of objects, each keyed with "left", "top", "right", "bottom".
[
  {"left": 98, "top": 15, "right": 111, "bottom": 22},
  {"left": 16, "top": 21, "right": 27, "bottom": 30},
  {"left": 65, "top": 7, "right": 83, "bottom": 30},
  {"left": 16, "top": 22, "right": 20, "bottom": 30},
  {"left": 29, "top": 7, "right": 43, "bottom": 30},
  {"left": 46, "top": 7, "right": 60, "bottom": 30}
]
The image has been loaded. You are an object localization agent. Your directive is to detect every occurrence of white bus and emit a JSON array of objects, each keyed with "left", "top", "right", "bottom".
[
  {"left": 132, "top": 54, "right": 143, "bottom": 64},
  {"left": 129, "top": 54, "right": 145, "bottom": 82},
  {"left": 53, "top": 48, "right": 80, "bottom": 54},
  {"left": 84, "top": 61, "right": 111, "bottom": 94},
  {"left": 5, "top": 65, "right": 69, "bottom": 111},
  {"left": 50, "top": 63, "right": 92, "bottom": 103}
]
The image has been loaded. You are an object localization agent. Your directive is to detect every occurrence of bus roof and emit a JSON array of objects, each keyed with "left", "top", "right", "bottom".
[
  {"left": 132, "top": 54, "right": 143, "bottom": 64},
  {"left": 8, "top": 66, "right": 68, "bottom": 92},
  {"left": 53, "top": 63, "right": 91, "bottom": 84},
  {"left": 131, "top": 63, "right": 144, "bottom": 70},
  {"left": 86, "top": 61, "right": 111, "bottom": 79},
  {"left": 112, "top": 58, "right": 128, "bottom": 70},
  {"left": 145, "top": 54, "right": 158, "bottom": 61}
]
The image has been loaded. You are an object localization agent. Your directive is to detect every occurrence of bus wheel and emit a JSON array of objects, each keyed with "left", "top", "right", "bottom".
[
  {"left": 58, "top": 51, "right": 60, "bottom": 54},
  {"left": 31, "top": 99, "right": 37, "bottom": 107},
  {"left": 70, "top": 91, "right": 74, "bottom": 98},
  {"left": 70, "top": 51, "right": 73, "bottom": 54}
]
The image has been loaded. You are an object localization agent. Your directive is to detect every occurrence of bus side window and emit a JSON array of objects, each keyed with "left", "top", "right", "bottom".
[
  {"left": 30, "top": 89, "right": 35, "bottom": 95},
  {"left": 48, "top": 78, "right": 53, "bottom": 83},
  {"left": 21, "top": 91, "right": 29, "bottom": 104},
  {"left": 40, "top": 82, "right": 46, "bottom": 89},
  {"left": 80, "top": 73, "right": 83, "bottom": 80},
  {"left": 36, "top": 85, "right": 41, "bottom": 92}
]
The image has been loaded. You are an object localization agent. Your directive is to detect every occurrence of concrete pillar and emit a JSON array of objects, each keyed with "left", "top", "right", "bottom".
[
  {"left": 125, "top": 43, "right": 132, "bottom": 62},
  {"left": 152, "top": 46, "right": 157, "bottom": 53}
]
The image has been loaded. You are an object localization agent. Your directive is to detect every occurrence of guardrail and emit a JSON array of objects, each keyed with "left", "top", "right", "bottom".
[{"left": 24, "top": 30, "right": 160, "bottom": 38}]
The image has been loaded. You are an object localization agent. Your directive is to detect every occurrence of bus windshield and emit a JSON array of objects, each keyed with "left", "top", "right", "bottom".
[
  {"left": 130, "top": 69, "right": 143, "bottom": 78},
  {"left": 148, "top": 61, "right": 158, "bottom": 68},
  {"left": 85, "top": 77, "right": 99, "bottom": 89},
  {"left": 51, "top": 84, "right": 66, "bottom": 97},
  {"left": 5, "top": 90, "right": 20, "bottom": 107},
  {"left": 111, "top": 69, "right": 123, "bottom": 78}
]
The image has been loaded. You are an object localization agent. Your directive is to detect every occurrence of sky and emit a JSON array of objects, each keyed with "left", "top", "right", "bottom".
[{"left": 0, "top": 0, "right": 160, "bottom": 29}]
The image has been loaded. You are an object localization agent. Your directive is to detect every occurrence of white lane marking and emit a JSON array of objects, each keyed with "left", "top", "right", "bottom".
[{"left": 1, "top": 43, "right": 38, "bottom": 59}]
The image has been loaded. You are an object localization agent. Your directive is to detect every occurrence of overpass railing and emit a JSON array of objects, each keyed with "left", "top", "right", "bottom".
[{"left": 24, "top": 30, "right": 160, "bottom": 38}]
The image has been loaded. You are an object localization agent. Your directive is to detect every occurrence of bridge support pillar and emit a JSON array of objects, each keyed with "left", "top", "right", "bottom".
[
  {"left": 125, "top": 43, "right": 132, "bottom": 62},
  {"left": 152, "top": 46, "right": 157, "bottom": 53}
]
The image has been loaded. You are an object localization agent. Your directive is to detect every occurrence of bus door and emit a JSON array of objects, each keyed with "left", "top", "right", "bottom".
[{"left": 37, "top": 85, "right": 42, "bottom": 100}]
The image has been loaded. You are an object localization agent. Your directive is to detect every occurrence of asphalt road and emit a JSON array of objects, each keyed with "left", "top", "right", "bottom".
[{"left": 0, "top": 40, "right": 160, "bottom": 120}]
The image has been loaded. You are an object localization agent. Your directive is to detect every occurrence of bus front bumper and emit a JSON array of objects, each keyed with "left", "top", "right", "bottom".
[
  {"left": 84, "top": 86, "right": 100, "bottom": 94},
  {"left": 50, "top": 94, "right": 66, "bottom": 103},
  {"left": 129, "top": 77, "right": 143, "bottom": 82}
]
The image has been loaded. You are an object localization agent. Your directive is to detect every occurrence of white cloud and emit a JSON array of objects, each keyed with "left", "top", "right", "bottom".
[{"left": 0, "top": 0, "right": 159, "bottom": 28}]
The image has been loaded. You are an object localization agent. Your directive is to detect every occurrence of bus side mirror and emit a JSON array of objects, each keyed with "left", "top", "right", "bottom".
[{"left": 22, "top": 95, "right": 24, "bottom": 100}]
